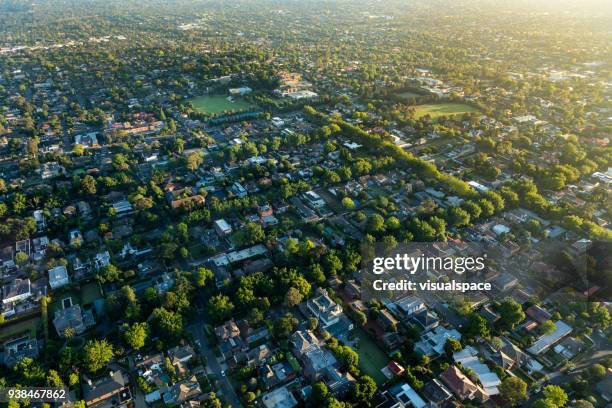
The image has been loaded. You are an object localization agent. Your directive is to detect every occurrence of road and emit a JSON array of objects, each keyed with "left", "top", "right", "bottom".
[{"left": 188, "top": 323, "right": 243, "bottom": 408}]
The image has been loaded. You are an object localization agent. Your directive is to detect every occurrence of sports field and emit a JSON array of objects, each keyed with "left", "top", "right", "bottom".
[
  {"left": 190, "top": 95, "right": 255, "bottom": 115},
  {"left": 397, "top": 91, "right": 421, "bottom": 99},
  {"left": 413, "top": 103, "right": 478, "bottom": 119}
]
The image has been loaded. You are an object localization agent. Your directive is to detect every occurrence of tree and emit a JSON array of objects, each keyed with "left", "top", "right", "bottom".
[
  {"left": 208, "top": 295, "right": 234, "bottom": 322},
  {"left": 46, "top": 370, "right": 64, "bottom": 387},
  {"left": 499, "top": 377, "right": 527, "bottom": 406},
  {"left": 444, "top": 338, "right": 462, "bottom": 355},
  {"left": 151, "top": 307, "right": 183, "bottom": 339},
  {"left": 284, "top": 287, "right": 303, "bottom": 307},
  {"left": 83, "top": 340, "right": 114, "bottom": 373},
  {"left": 273, "top": 313, "right": 298, "bottom": 338},
  {"left": 311, "top": 381, "right": 329, "bottom": 404},
  {"left": 123, "top": 322, "right": 148, "bottom": 350},
  {"left": 465, "top": 313, "right": 490, "bottom": 338},
  {"left": 540, "top": 320, "right": 557, "bottom": 335},
  {"left": 351, "top": 375, "right": 377, "bottom": 403},
  {"left": 97, "top": 264, "right": 122, "bottom": 283},
  {"left": 80, "top": 175, "right": 97, "bottom": 195},
  {"left": 186, "top": 152, "right": 203, "bottom": 171},
  {"left": 366, "top": 213, "right": 385, "bottom": 233},
  {"left": 449, "top": 206, "right": 471, "bottom": 227},
  {"left": 234, "top": 222, "right": 265, "bottom": 246},
  {"left": 497, "top": 299, "right": 525, "bottom": 329},
  {"left": 589, "top": 364, "right": 606, "bottom": 380},
  {"left": 342, "top": 197, "right": 355, "bottom": 210},
  {"left": 15, "top": 251, "right": 29, "bottom": 265},
  {"left": 329, "top": 341, "right": 359, "bottom": 372},
  {"left": 194, "top": 267, "right": 213, "bottom": 288},
  {"left": 532, "top": 400, "right": 557, "bottom": 408},
  {"left": 542, "top": 385, "right": 568, "bottom": 407}
]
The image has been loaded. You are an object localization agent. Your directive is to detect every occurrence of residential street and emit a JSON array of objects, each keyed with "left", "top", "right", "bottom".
[{"left": 187, "top": 323, "right": 243, "bottom": 408}]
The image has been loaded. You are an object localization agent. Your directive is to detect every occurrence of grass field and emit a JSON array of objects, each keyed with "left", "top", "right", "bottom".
[
  {"left": 397, "top": 91, "right": 421, "bottom": 99},
  {"left": 352, "top": 328, "right": 388, "bottom": 384},
  {"left": 413, "top": 102, "right": 478, "bottom": 119},
  {"left": 189, "top": 95, "right": 255, "bottom": 115}
]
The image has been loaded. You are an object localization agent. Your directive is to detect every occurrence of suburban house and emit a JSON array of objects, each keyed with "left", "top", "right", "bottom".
[
  {"left": 376, "top": 383, "right": 427, "bottom": 408},
  {"left": 2, "top": 278, "right": 32, "bottom": 305},
  {"left": 261, "top": 385, "right": 298, "bottom": 408},
  {"left": 305, "top": 288, "right": 353, "bottom": 336},
  {"left": 53, "top": 301, "right": 95, "bottom": 337},
  {"left": 82, "top": 370, "right": 132, "bottom": 408},
  {"left": 439, "top": 365, "right": 488, "bottom": 402},
  {"left": 48, "top": 265, "right": 70, "bottom": 289}
]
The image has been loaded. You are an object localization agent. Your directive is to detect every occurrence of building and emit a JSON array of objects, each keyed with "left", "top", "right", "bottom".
[
  {"left": 48, "top": 265, "right": 70, "bottom": 289},
  {"left": 303, "top": 191, "right": 325, "bottom": 208},
  {"left": 162, "top": 375, "right": 202, "bottom": 406},
  {"left": 377, "top": 383, "right": 426, "bottom": 408},
  {"left": 82, "top": 370, "right": 132, "bottom": 408},
  {"left": 53, "top": 301, "right": 94, "bottom": 337},
  {"left": 421, "top": 379, "right": 453, "bottom": 407},
  {"left": 306, "top": 288, "right": 343, "bottom": 330},
  {"left": 213, "top": 219, "right": 232, "bottom": 236},
  {"left": 2, "top": 278, "right": 32, "bottom": 305},
  {"left": 392, "top": 296, "right": 426, "bottom": 318},
  {"left": 439, "top": 365, "right": 488, "bottom": 402},
  {"left": 415, "top": 326, "right": 461, "bottom": 356},
  {"left": 261, "top": 386, "right": 298, "bottom": 408},
  {"left": 94, "top": 251, "right": 111, "bottom": 270},
  {"left": 229, "top": 86, "right": 252, "bottom": 96},
  {"left": 3, "top": 336, "right": 39, "bottom": 368},
  {"left": 528, "top": 320, "right": 572, "bottom": 355},
  {"left": 111, "top": 200, "right": 134, "bottom": 216},
  {"left": 453, "top": 346, "right": 501, "bottom": 396}
]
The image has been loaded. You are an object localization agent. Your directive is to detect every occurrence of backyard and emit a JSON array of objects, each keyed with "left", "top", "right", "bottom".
[{"left": 351, "top": 328, "right": 389, "bottom": 384}]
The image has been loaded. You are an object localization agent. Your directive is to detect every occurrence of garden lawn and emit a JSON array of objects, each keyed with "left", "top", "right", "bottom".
[{"left": 353, "top": 328, "right": 388, "bottom": 384}]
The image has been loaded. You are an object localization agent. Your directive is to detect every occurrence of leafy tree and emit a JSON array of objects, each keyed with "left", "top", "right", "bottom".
[
  {"left": 311, "top": 381, "right": 329, "bottom": 405},
  {"left": 80, "top": 175, "right": 97, "bottom": 195},
  {"left": 444, "top": 338, "right": 462, "bottom": 355},
  {"left": 496, "top": 298, "right": 525, "bottom": 329},
  {"left": 449, "top": 206, "right": 471, "bottom": 227},
  {"left": 540, "top": 320, "right": 557, "bottom": 335},
  {"left": 97, "top": 264, "right": 122, "bottom": 283},
  {"left": 499, "top": 377, "right": 528, "bottom": 406},
  {"left": 194, "top": 267, "right": 213, "bottom": 288},
  {"left": 342, "top": 197, "right": 355, "bottom": 210},
  {"left": 151, "top": 307, "right": 183, "bottom": 338},
  {"left": 589, "top": 364, "right": 606, "bottom": 380},
  {"left": 234, "top": 222, "right": 265, "bottom": 246},
  {"left": 273, "top": 313, "right": 298, "bottom": 338},
  {"left": 465, "top": 313, "right": 490, "bottom": 338},
  {"left": 366, "top": 213, "right": 385, "bottom": 233},
  {"left": 208, "top": 295, "right": 234, "bottom": 322},
  {"left": 351, "top": 375, "right": 377, "bottom": 403},
  {"left": 284, "top": 287, "right": 304, "bottom": 307},
  {"left": 83, "top": 340, "right": 114, "bottom": 373},
  {"left": 186, "top": 152, "right": 204, "bottom": 171},
  {"left": 542, "top": 385, "right": 568, "bottom": 407},
  {"left": 123, "top": 322, "right": 148, "bottom": 350}
]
